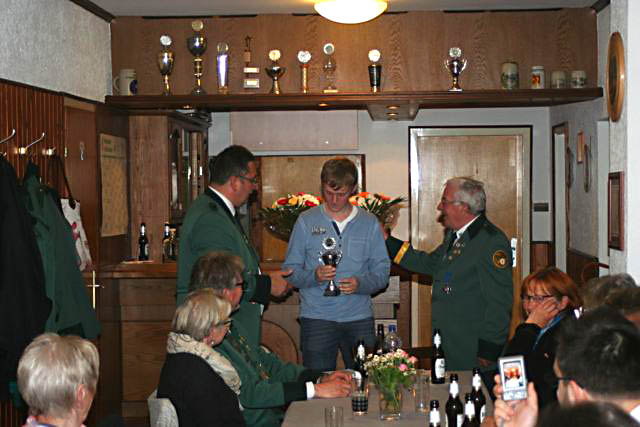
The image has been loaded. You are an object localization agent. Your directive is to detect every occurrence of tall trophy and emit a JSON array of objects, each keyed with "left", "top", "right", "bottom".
[
  {"left": 320, "top": 237, "right": 342, "bottom": 297},
  {"left": 297, "top": 50, "right": 311, "bottom": 93},
  {"left": 265, "top": 49, "right": 286, "bottom": 95},
  {"left": 322, "top": 43, "right": 338, "bottom": 93},
  {"left": 243, "top": 36, "right": 260, "bottom": 89},
  {"left": 368, "top": 49, "right": 382, "bottom": 92},
  {"left": 157, "top": 35, "right": 174, "bottom": 96},
  {"left": 187, "top": 20, "right": 208, "bottom": 95},
  {"left": 216, "top": 42, "right": 229, "bottom": 94},
  {"left": 444, "top": 47, "right": 467, "bottom": 92}
]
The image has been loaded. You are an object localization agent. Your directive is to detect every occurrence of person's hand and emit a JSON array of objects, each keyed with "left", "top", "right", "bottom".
[
  {"left": 268, "top": 269, "right": 292, "bottom": 297},
  {"left": 493, "top": 374, "right": 503, "bottom": 398},
  {"left": 314, "top": 375, "right": 351, "bottom": 398},
  {"left": 525, "top": 298, "right": 561, "bottom": 328},
  {"left": 315, "top": 265, "right": 336, "bottom": 283},
  {"left": 493, "top": 382, "right": 538, "bottom": 427},
  {"left": 338, "top": 277, "right": 359, "bottom": 295},
  {"left": 320, "top": 370, "right": 352, "bottom": 383},
  {"left": 480, "top": 415, "right": 498, "bottom": 427},
  {"left": 477, "top": 357, "right": 492, "bottom": 368}
]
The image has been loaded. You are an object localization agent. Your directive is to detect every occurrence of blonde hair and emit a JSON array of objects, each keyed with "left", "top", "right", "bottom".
[
  {"left": 17, "top": 333, "right": 99, "bottom": 418},
  {"left": 172, "top": 288, "right": 232, "bottom": 341}
]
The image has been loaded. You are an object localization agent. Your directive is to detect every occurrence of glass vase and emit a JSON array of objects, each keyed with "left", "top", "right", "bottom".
[{"left": 377, "top": 382, "right": 403, "bottom": 421}]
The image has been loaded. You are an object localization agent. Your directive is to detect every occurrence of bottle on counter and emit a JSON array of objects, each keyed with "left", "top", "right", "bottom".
[
  {"left": 383, "top": 324, "right": 402, "bottom": 353},
  {"left": 162, "top": 223, "right": 172, "bottom": 262},
  {"left": 470, "top": 367, "right": 486, "bottom": 423},
  {"left": 374, "top": 324, "right": 385, "bottom": 355},
  {"left": 445, "top": 374, "right": 463, "bottom": 427},
  {"left": 429, "top": 399, "right": 441, "bottom": 427},
  {"left": 353, "top": 339, "right": 367, "bottom": 386},
  {"left": 431, "top": 328, "right": 446, "bottom": 384},
  {"left": 461, "top": 393, "right": 479, "bottom": 427},
  {"left": 138, "top": 222, "right": 149, "bottom": 261}
]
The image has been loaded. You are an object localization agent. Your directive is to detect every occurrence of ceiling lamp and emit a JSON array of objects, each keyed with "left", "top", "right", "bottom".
[{"left": 314, "top": 0, "right": 388, "bottom": 24}]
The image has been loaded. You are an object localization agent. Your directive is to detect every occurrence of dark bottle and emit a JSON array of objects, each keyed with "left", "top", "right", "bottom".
[
  {"left": 162, "top": 223, "right": 172, "bottom": 262},
  {"left": 138, "top": 222, "right": 149, "bottom": 261},
  {"left": 353, "top": 339, "right": 367, "bottom": 387},
  {"left": 374, "top": 324, "right": 385, "bottom": 355},
  {"left": 431, "top": 328, "right": 446, "bottom": 384},
  {"left": 429, "top": 399, "right": 441, "bottom": 427},
  {"left": 470, "top": 368, "right": 486, "bottom": 423},
  {"left": 461, "top": 393, "right": 479, "bottom": 427},
  {"left": 445, "top": 374, "right": 463, "bottom": 427}
]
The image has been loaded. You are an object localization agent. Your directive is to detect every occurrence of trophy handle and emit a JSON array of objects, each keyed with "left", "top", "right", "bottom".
[
  {"left": 112, "top": 76, "right": 121, "bottom": 93},
  {"left": 443, "top": 59, "right": 450, "bottom": 71},
  {"left": 461, "top": 58, "right": 468, "bottom": 72}
]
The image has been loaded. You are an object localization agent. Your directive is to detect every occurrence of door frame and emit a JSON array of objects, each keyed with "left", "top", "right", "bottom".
[{"left": 552, "top": 122, "right": 569, "bottom": 271}]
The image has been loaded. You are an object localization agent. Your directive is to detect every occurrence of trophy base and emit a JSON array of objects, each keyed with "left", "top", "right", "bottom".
[
  {"left": 448, "top": 87, "right": 463, "bottom": 92},
  {"left": 191, "top": 87, "right": 207, "bottom": 95},
  {"left": 218, "top": 86, "right": 229, "bottom": 95},
  {"left": 323, "top": 88, "right": 339, "bottom": 94},
  {"left": 323, "top": 282, "right": 341, "bottom": 297},
  {"left": 244, "top": 78, "right": 260, "bottom": 89},
  {"left": 370, "top": 86, "right": 380, "bottom": 93}
]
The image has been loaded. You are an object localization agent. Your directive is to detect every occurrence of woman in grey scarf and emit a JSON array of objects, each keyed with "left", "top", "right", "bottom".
[{"left": 157, "top": 288, "right": 245, "bottom": 426}]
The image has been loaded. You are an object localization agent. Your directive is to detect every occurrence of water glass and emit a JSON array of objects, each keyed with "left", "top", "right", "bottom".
[
  {"left": 351, "top": 378, "right": 369, "bottom": 415},
  {"left": 414, "top": 370, "right": 430, "bottom": 413},
  {"left": 324, "top": 406, "right": 344, "bottom": 427}
]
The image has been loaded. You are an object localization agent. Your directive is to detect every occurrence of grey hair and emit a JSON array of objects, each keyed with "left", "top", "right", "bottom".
[
  {"left": 18, "top": 333, "right": 99, "bottom": 419},
  {"left": 447, "top": 177, "right": 486, "bottom": 215},
  {"left": 189, "top": 251, "right": 245, "bottom": 295},
  {"left": 582, "top": 273, "right": 637, "bottom": 311},
  {"left": 172, "top": 288, "right": 232, "bottom": 341}
]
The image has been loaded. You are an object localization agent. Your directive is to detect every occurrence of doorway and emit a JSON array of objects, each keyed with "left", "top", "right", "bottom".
[{"left": 409, "top": 126, "right": 531, "bottom": 345}]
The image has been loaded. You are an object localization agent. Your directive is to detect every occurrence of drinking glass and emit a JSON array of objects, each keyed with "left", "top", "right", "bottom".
[
  {"left": 324, "top": 406, "right": 344, "bottom": 427},
  {"left": 414, "top": 370, "right": 430, "bottom": 413},
  {"left": 351, "top": 378, "right": 369, "bottom": 415}
]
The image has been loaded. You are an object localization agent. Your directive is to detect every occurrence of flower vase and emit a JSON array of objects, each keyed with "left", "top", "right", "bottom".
[{"left": 377, "top": 382, "right": 403, "bottom": 421}]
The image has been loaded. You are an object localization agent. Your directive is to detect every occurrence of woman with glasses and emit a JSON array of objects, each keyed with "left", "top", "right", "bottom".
[
  {"left": 157, "top": 288, "right": 245, "bottom": 426},
  {"left": 502, "top": 267, "right": 583, "bottom": 409}
]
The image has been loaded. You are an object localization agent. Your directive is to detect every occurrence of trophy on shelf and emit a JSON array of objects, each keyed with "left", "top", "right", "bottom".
[
  {"left": 322, "top": 43, "right": 338, "bottom": 93},
  {"left": 157, "top": 35, "right": 174, "bottom": 95},
  {"left": 265, "top": 49, "right": 286, "bottom": 95},
  {"left": 368, "top": 49, "right": 382, "bottom": 92},
  {"left": 444, "top": 47, "right": 467, "bottom": 92},
  {"left": 243, "top": 36, "right": 260, "bottom": 89},
  {"left": 320, "top": 237, "right": 342, "bottom": 297},
  {"left": 297, "top": 50, "right": 311, "bottom": 93},
  {"left": 216, "top": 42, "right": 229, "bottom": 94},
  {"left": 187, "top": 20, "right": 208, "bottom": 95}
]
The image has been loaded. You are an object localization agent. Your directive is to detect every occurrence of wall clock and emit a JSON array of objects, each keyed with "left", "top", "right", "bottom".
[{"left": 606, "top": 32, "right": 625, "bottom": 122}]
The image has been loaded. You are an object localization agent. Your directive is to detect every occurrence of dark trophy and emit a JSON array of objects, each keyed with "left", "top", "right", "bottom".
[
  {"left": 368, "top": 49, "right": 382, "bottom": 92},
  {"left": 321, "top": 249, "right": 343, "bottom": 297},
  {"left": 187, "top": 20, "right": 208, "bottom": 95},
  {"left": 444, "top": 47, "right": 467, "bottom": 92}
]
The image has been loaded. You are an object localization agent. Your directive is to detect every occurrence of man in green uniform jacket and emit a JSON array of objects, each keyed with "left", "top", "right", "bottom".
[
  {"left": 385, "top": 177, "right": 513, "bottom": 370},
  {"left": 190, "top": 251, "right": 351, "bottom": 427},
  {"left": 177, "top": 145, "right": 290, "bottom": 343}
]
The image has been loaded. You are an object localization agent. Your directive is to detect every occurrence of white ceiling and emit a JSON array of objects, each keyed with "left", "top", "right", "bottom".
[{"left": 91, "top": 0, "right": 595, "bottom": 17}]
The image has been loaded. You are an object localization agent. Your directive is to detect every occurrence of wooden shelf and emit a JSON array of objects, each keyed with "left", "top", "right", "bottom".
[{"left": 105, "top": 88, "right": 603, "bottom": 121}]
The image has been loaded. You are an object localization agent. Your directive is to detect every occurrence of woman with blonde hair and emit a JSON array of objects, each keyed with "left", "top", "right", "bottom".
[
  {"left": 18, "top": 333, "right": 99, "bottom": 427},
  {"left": 502, "top": 267, "right": 583, "bottom": 409},
  {"left": 157, "top": 288, "right": 245, "bottom": 426}
]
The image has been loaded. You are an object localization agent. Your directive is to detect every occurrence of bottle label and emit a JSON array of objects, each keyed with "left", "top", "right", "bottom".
[
  {"left": 435, "top": 358, "right": 446, "bottom": 379},
  {"left": 430, "top": 410, "right": 440, "bottom": 424},
  {"left": 434, "top": 333, "right": 441, "bottom": 347},
  {"left": 479, "top": 405, "right": 486, "bottom": 422},
  {"left": 449, "top": 382, "right": 458, "bottom": 397},
  {"left": 144, "top": 244, "right": 149, "bottom": 257},
  {"left": 465, "top": 401, "right": 475, "bottom": 418},
  {"left": 472, "top": 374, "right": 481, "bottom": 389},
  {"left": 457, "top": 414, "right": 464, "bottom": 427}
]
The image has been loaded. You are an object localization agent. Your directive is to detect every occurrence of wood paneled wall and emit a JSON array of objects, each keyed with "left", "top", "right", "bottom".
[
  {"left": 0, "top": 80, "right": 65, "bottom": 191},
  {"left": 111, "top": 9, "right": 596, "bottom": 96}
]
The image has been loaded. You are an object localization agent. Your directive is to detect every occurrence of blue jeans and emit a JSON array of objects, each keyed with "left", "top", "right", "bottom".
[{"left": 300, "top": 317, "right": 375, "bottom": 371}]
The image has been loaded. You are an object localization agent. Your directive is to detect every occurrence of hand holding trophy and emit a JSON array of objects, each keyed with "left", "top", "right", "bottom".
[{"left": 319, "top": 237, "right": 342, "bottom": 297}]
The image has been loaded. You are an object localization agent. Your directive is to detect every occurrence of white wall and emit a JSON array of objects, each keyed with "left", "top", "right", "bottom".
[{"left": 0, "top": 0, "right": 111, "bottom": 102}]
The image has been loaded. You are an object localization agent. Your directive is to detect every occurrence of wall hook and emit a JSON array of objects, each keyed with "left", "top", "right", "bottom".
[
  {"left": 18, "top": 132, "right": 46, "bottom": 155},
  {"left": 0, "top": 129, "right": 16, "bottom": 145}
]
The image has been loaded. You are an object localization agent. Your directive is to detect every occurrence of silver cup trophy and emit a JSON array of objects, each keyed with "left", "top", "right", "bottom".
[
  {"left": 322, "top": 43, "right": 338, "bottom": 93},
  {"left": 216, "top": 42, "right": 229, "bottom": 94},
  {"left": 444, "top": 47, "right": 467, "bottom": 92},
  {"left": 157, "top": 35, "right": 174, "bottom": 96},
  {"left": 265, "top": 49, "right": 286, "bottom": 95},
  {"left": 320, "top": 237, "right": 342, "bottom": 297},
  {"left": 187, "top": 20, "right": 208, "bottom": 95}
]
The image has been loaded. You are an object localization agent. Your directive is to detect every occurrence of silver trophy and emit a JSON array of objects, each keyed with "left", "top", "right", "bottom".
[
  {"left": 216, "top": 42, "right": 229, "bottom": 94},
  {"left": 265, "top": 49, "right": 286, "bottom": 95},
  {"left": 297, "top": 50, "right": 312, "bottom": 93},
  {"left": 157, "top": 35, "right": 174, "bottom": 96},
  {"left": 322, "top": 43, "right": 338, "bottom": 93},
  {"left": 320, "top": 237, "right": 342, "bottom": 297},
  {"left": 444, "top": 47, "right": 467, "bottom": 92},
  {"left": 187, "top": 20, "right": 208, "bottom": 95}
]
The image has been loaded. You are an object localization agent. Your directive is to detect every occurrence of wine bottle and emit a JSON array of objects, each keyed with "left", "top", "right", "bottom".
[
  {"left": 162, "top": 223, "right": 171, "bottom": 262},
  {"left": 374, "top": 324, "right": 385, "bottom": 355},
  {"left": 429, "top": 399, "right": 441, "bottom": 427},
  {"left": 138, "top": 222, "right": 149, "bottom": 261},
  {"left": 445, "top": 374, "right": 463, "bottom": 427},
  {"left": 353, "top": 339, "right": 367, "bottom": 387},
  {"left": 431, "top": 328, "right": 446, "bottom": 384},
  {"left": 470, "top": 367, "right": 486, "bottom": 423},
  {"left": 461, "top": 393, "right": 479, "bottom": 427}
]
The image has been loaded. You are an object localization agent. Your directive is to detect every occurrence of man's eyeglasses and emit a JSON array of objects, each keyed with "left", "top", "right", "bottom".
[
  {"left": 522, "top": 294, "right": 555, "bottom": 303},
  {"left": 235, "top": 281, "right": 248, "bottom": 290},
  {"left": 545, "top": 372, "right": 575, "bottom": 388},
  {"left": 440, "top": 198, "right": 461, "bottom": 206},
  {"left": 217, "top": 318, "right": 232, "bottom": 327},
  {"left": 236, "top": 175, "right": 258, "bottom": 185}
]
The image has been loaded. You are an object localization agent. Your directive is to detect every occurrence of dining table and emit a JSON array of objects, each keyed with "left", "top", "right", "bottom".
[{"left": 282, "top": 370, "right": 493, "bottom": 426}]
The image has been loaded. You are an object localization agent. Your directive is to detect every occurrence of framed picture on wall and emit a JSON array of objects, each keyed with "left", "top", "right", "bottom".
[{"left": 608, "top": 172, "right": 624, "bottom": 250}]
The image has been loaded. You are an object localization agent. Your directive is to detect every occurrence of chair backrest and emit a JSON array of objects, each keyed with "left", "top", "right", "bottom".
[
  {"left": 148, "top": 389, "right": 179, "bottom": 427},
  {"left": 260, "top": 319, "right": 299, "bottom": 364}
]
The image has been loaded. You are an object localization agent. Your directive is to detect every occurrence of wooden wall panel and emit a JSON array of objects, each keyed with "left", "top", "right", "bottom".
[
  {"left": 567, "top": 248, "right": 598, "bottom": 286},
  {"left": 530, "top": 241, "right": 554, "bottom": 272},
  {"left": 0, "top": 80, "right": 64, "bottom": 190},
  {"left": 111, "top": 9, "right": 596, "bottom": 95}
]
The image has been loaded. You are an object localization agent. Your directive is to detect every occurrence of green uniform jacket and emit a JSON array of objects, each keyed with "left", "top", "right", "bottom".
[
  {"left": 217, "top": 320, "right": 322, "bottom": 427},
  {"left": 177, "top": 188, "right": 270, "bottom": 344},
  {"left": 387, "top": 214, "right": 513, "bottom": 370}
]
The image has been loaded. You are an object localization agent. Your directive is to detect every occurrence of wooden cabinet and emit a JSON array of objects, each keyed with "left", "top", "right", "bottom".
[{"left": 129, "top": 113, "right": 209, "bottom": 262}]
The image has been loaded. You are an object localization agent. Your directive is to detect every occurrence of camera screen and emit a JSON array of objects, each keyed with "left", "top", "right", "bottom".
[{"left": 502, "top": 361, "right": 525, "bottom": 390}]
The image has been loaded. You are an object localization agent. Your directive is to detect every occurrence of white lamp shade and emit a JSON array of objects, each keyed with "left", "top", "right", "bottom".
[{"left": 314, "top": 0, "right": 388, "bottom": 24}]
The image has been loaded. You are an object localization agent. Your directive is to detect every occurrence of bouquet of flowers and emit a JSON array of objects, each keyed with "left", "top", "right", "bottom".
[
  {"left": 349, "top": 192, "right": 405, "bottom": 227},
  {"left": 259, "top": 192, "right": 321, "bottom": 241},
  {"left": 365, "top": 349, "right": 418, "bottom": 418}
]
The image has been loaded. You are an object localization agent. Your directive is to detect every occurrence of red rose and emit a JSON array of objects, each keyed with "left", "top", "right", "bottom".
[{"left": 277, "top": 198, "right": 288, "bottom": 205}]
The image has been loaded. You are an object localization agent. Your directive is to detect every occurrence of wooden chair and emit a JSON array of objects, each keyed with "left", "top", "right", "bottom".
[{"left": 260, "top": 319, "right": 299, "bottom": 364}]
